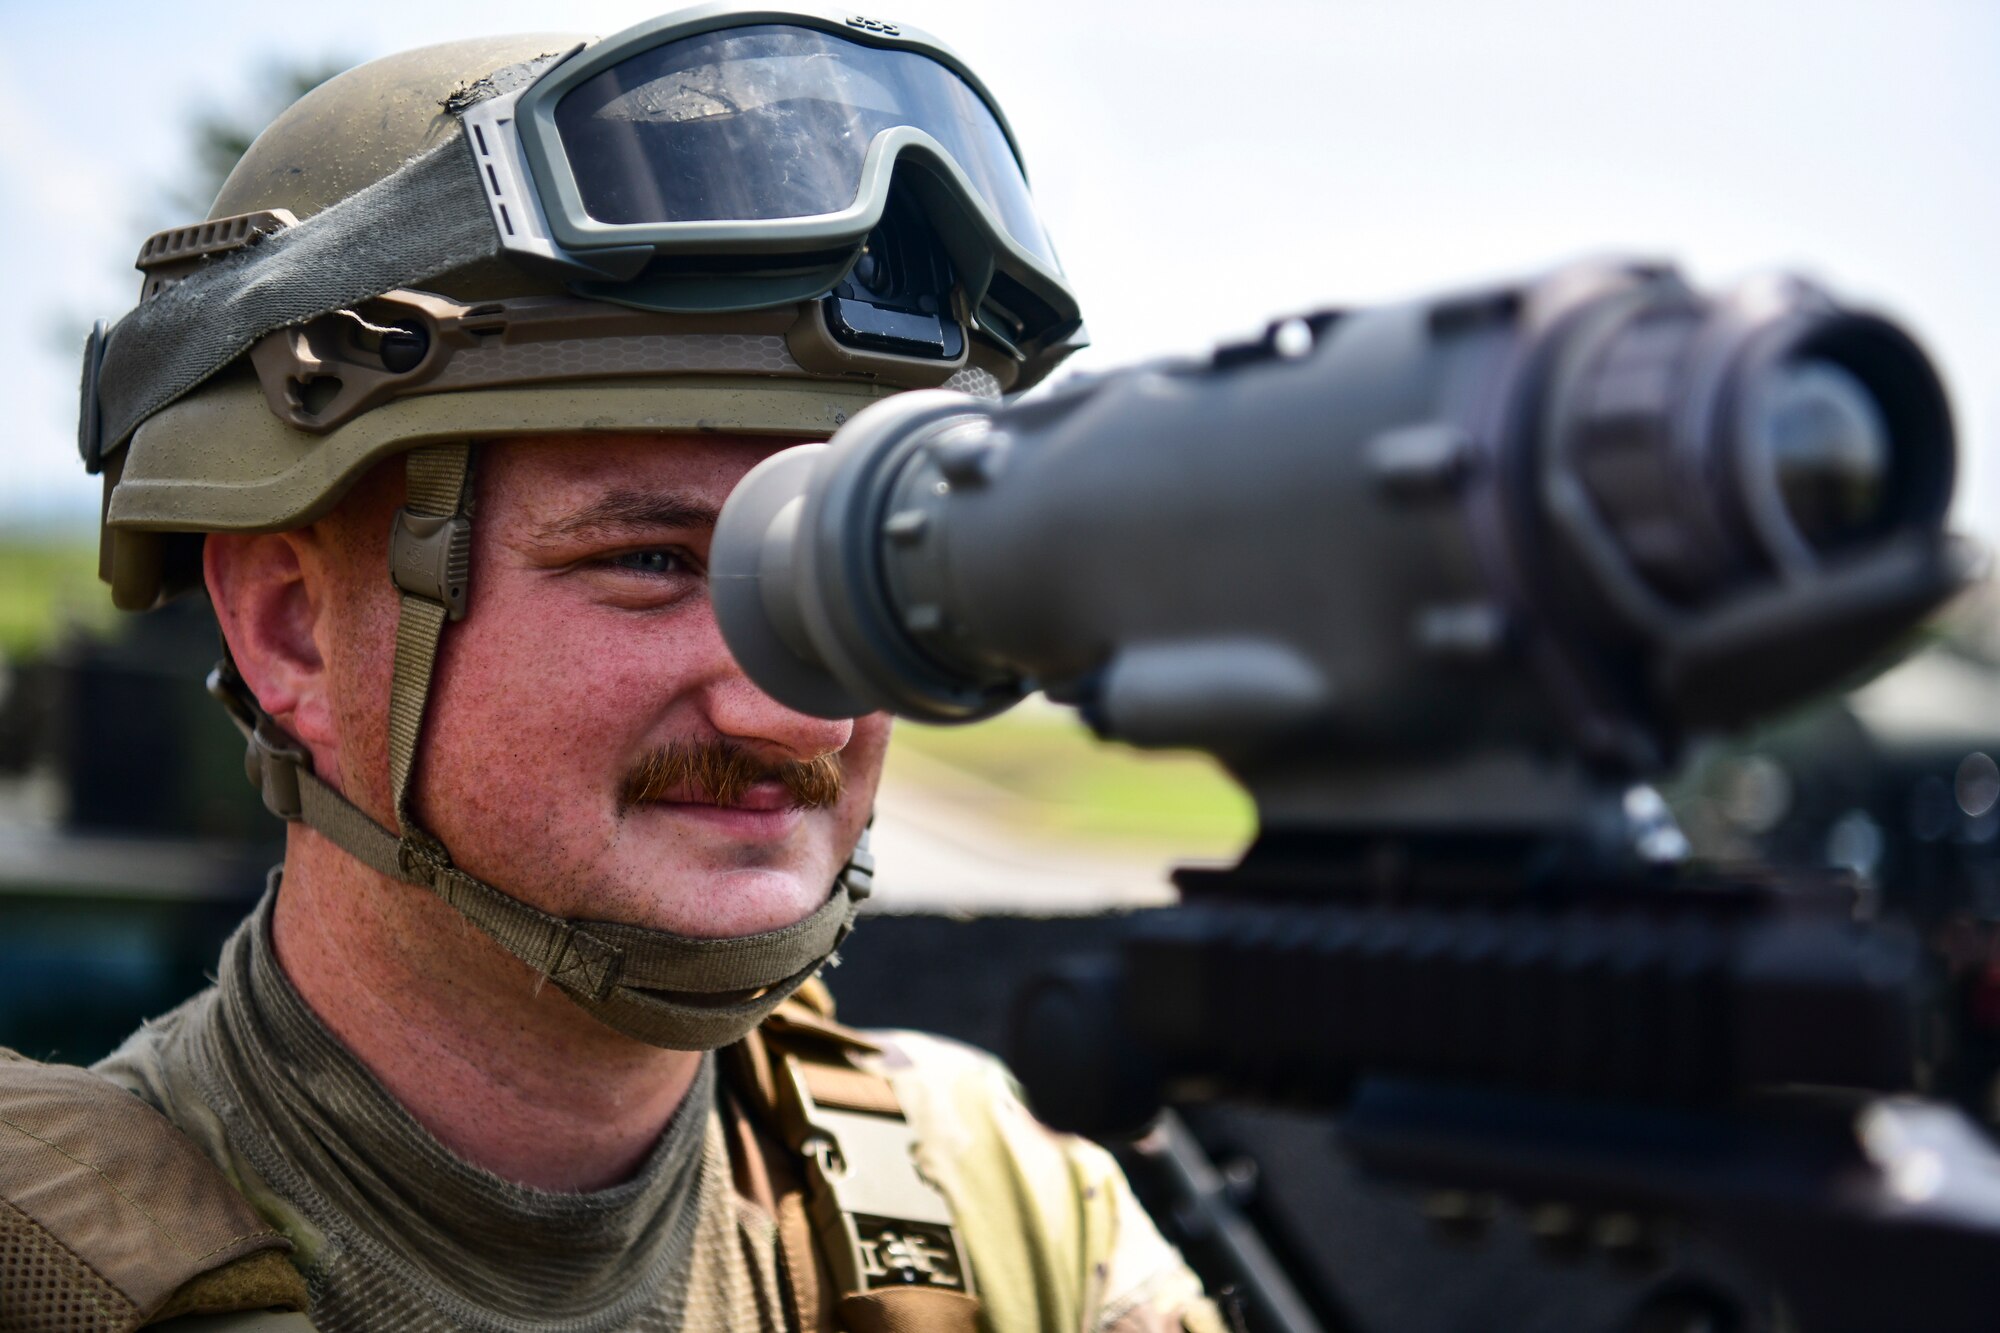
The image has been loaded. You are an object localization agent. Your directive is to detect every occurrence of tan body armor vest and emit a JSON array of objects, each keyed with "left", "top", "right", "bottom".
[{"left": 0, "top": 988, "right": 979, "bottom": 1333}]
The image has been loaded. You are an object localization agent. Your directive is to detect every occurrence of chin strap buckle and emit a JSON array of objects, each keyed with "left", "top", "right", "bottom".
[
  {"left": 245, "top": 717, "right": 309, "bottom": 821},
  {"left": 838, "top": 823, "right": 876, "bottom": 903},
  {"left": 390, "top": 507, "right": 473, "bottom": 619},
  {"left": 207, "top": 661, "right": 310, "bottom": 821}
]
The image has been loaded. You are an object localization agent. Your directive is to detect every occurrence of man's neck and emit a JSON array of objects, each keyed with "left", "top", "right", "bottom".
[{"left": 269, "top": 824, "right": 703, "bottom": 1192}]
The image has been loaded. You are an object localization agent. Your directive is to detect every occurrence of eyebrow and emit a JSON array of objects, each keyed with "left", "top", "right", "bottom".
[{"left": 526, "top": 488, "right": 721, "bottom": 547}]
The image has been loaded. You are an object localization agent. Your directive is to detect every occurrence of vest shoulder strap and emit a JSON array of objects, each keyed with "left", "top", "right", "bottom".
[
  {"left": 726, "top": 993, "right": 981, "bottom": 1333},
  {"left": 0, "top": 1049, "right": 312, "bottom": 1331}
]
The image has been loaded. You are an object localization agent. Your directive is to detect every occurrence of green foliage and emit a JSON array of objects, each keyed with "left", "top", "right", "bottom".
[{"left": 0, "top": 539, "right": 112, "bottom": 659}]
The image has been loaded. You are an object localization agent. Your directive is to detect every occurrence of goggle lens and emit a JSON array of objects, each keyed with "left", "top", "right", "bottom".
[{"left": 553, "top": 25, "right": 1056, "bottom": 267}]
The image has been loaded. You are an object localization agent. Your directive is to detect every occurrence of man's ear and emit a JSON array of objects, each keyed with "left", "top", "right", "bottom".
[{"left": 205, "top": 530, "right": 336, "bottom": 753}]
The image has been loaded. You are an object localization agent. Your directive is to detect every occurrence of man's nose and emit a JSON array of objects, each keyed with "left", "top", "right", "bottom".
[{"left": 688, "top": 595, "right": 853, "bottom": 759}]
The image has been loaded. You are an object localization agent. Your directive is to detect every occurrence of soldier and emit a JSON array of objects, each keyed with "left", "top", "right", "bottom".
[{"left": 6, "top": 11, "right": 1220, "bottom": 1332}]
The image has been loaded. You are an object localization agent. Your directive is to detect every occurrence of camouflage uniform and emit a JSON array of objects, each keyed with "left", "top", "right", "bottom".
[{"left": 62, "top": 892, "right": 1219, "bottom": 1332}]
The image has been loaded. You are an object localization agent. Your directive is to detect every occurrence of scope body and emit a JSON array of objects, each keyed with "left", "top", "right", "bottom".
[
  {"left": 715, "top": 264, "right": 2000, "bottom": 1333},
  {"left": 713, "top": 261, "right": 1961, "bottom": 836}
]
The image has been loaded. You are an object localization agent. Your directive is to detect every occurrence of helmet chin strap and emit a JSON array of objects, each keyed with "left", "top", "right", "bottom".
[{"left": 210, "top": 443, "right": 870, "bottom": 1052}]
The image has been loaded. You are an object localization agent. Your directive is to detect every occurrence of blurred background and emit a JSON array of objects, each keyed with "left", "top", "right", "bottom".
[{"left": 3, "top": 3, "right": 1998, "bottom": 1328}]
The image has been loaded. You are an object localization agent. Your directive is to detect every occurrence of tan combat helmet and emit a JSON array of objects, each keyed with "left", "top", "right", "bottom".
[{"left": 78, "top": 7, "right": 1085, "bottom": 1051}]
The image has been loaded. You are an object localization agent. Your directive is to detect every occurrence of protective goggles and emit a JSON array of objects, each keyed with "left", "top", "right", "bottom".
[
  {"left": 471, "top": 9, "right": 1073, "bottom": 336},
  {"left": 81, "top": 5, "right": 1082, "bottom": 468}
]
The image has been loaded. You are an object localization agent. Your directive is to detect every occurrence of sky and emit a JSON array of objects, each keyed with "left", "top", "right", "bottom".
[{"left": 4, "top": 0, "right": 1997, "bottom": 537}]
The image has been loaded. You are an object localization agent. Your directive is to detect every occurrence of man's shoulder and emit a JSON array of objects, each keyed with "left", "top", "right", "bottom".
[
  {"left": 94, "top": 988, "right": 210, "bottom": 1110},
  {"left": 856, "top": 1029, "right": 1221, "bottom": 1333},
  {"left": 0, "top": 1046, "right": 308, "bottom": 1329}
]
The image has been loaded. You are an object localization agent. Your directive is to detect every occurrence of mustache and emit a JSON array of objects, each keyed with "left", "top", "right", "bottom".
[{"left": 620, "top": 739, "right": 844, "bottom": 813}]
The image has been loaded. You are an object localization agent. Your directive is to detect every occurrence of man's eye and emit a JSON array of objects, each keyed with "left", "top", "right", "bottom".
[{"left": 609, "top": 549, "right": 691, "bottom": 576}]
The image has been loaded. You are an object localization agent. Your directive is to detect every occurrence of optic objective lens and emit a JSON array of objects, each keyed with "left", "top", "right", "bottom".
[{"left": 1753, "top": 358, "right": 1892, "bottom": 551}]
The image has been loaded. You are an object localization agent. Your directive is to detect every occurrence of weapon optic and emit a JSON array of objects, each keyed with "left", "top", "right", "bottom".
[{"left": 712, "top": 260, "right": 1996, "bottom": 1332}]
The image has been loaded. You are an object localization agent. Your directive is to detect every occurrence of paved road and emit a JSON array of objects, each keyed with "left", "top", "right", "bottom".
[{"left": 867, "top": 744, "right": 1187, "bottom": 915}]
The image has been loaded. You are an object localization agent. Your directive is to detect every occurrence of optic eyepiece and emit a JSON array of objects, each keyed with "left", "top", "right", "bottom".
[{"left": 712, "top": 390, "right": 1027, "bottom": 722}]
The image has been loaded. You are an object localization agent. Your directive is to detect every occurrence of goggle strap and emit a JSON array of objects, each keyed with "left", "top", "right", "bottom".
[
  {"left": 443, "top": 49, "right": 578, "bottom": 116},
  {"left": 89, "top": 130, "right": 497, "bottom": 461}
]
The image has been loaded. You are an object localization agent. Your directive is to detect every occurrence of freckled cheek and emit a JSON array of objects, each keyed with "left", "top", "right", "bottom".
[{"left": 440, "top": 593, "right": 710, "bottom": 781}]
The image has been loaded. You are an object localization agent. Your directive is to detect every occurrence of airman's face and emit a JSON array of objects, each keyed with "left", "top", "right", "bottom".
[{"left": 340, "top": 434, "right": 886, "bottom": 940}]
